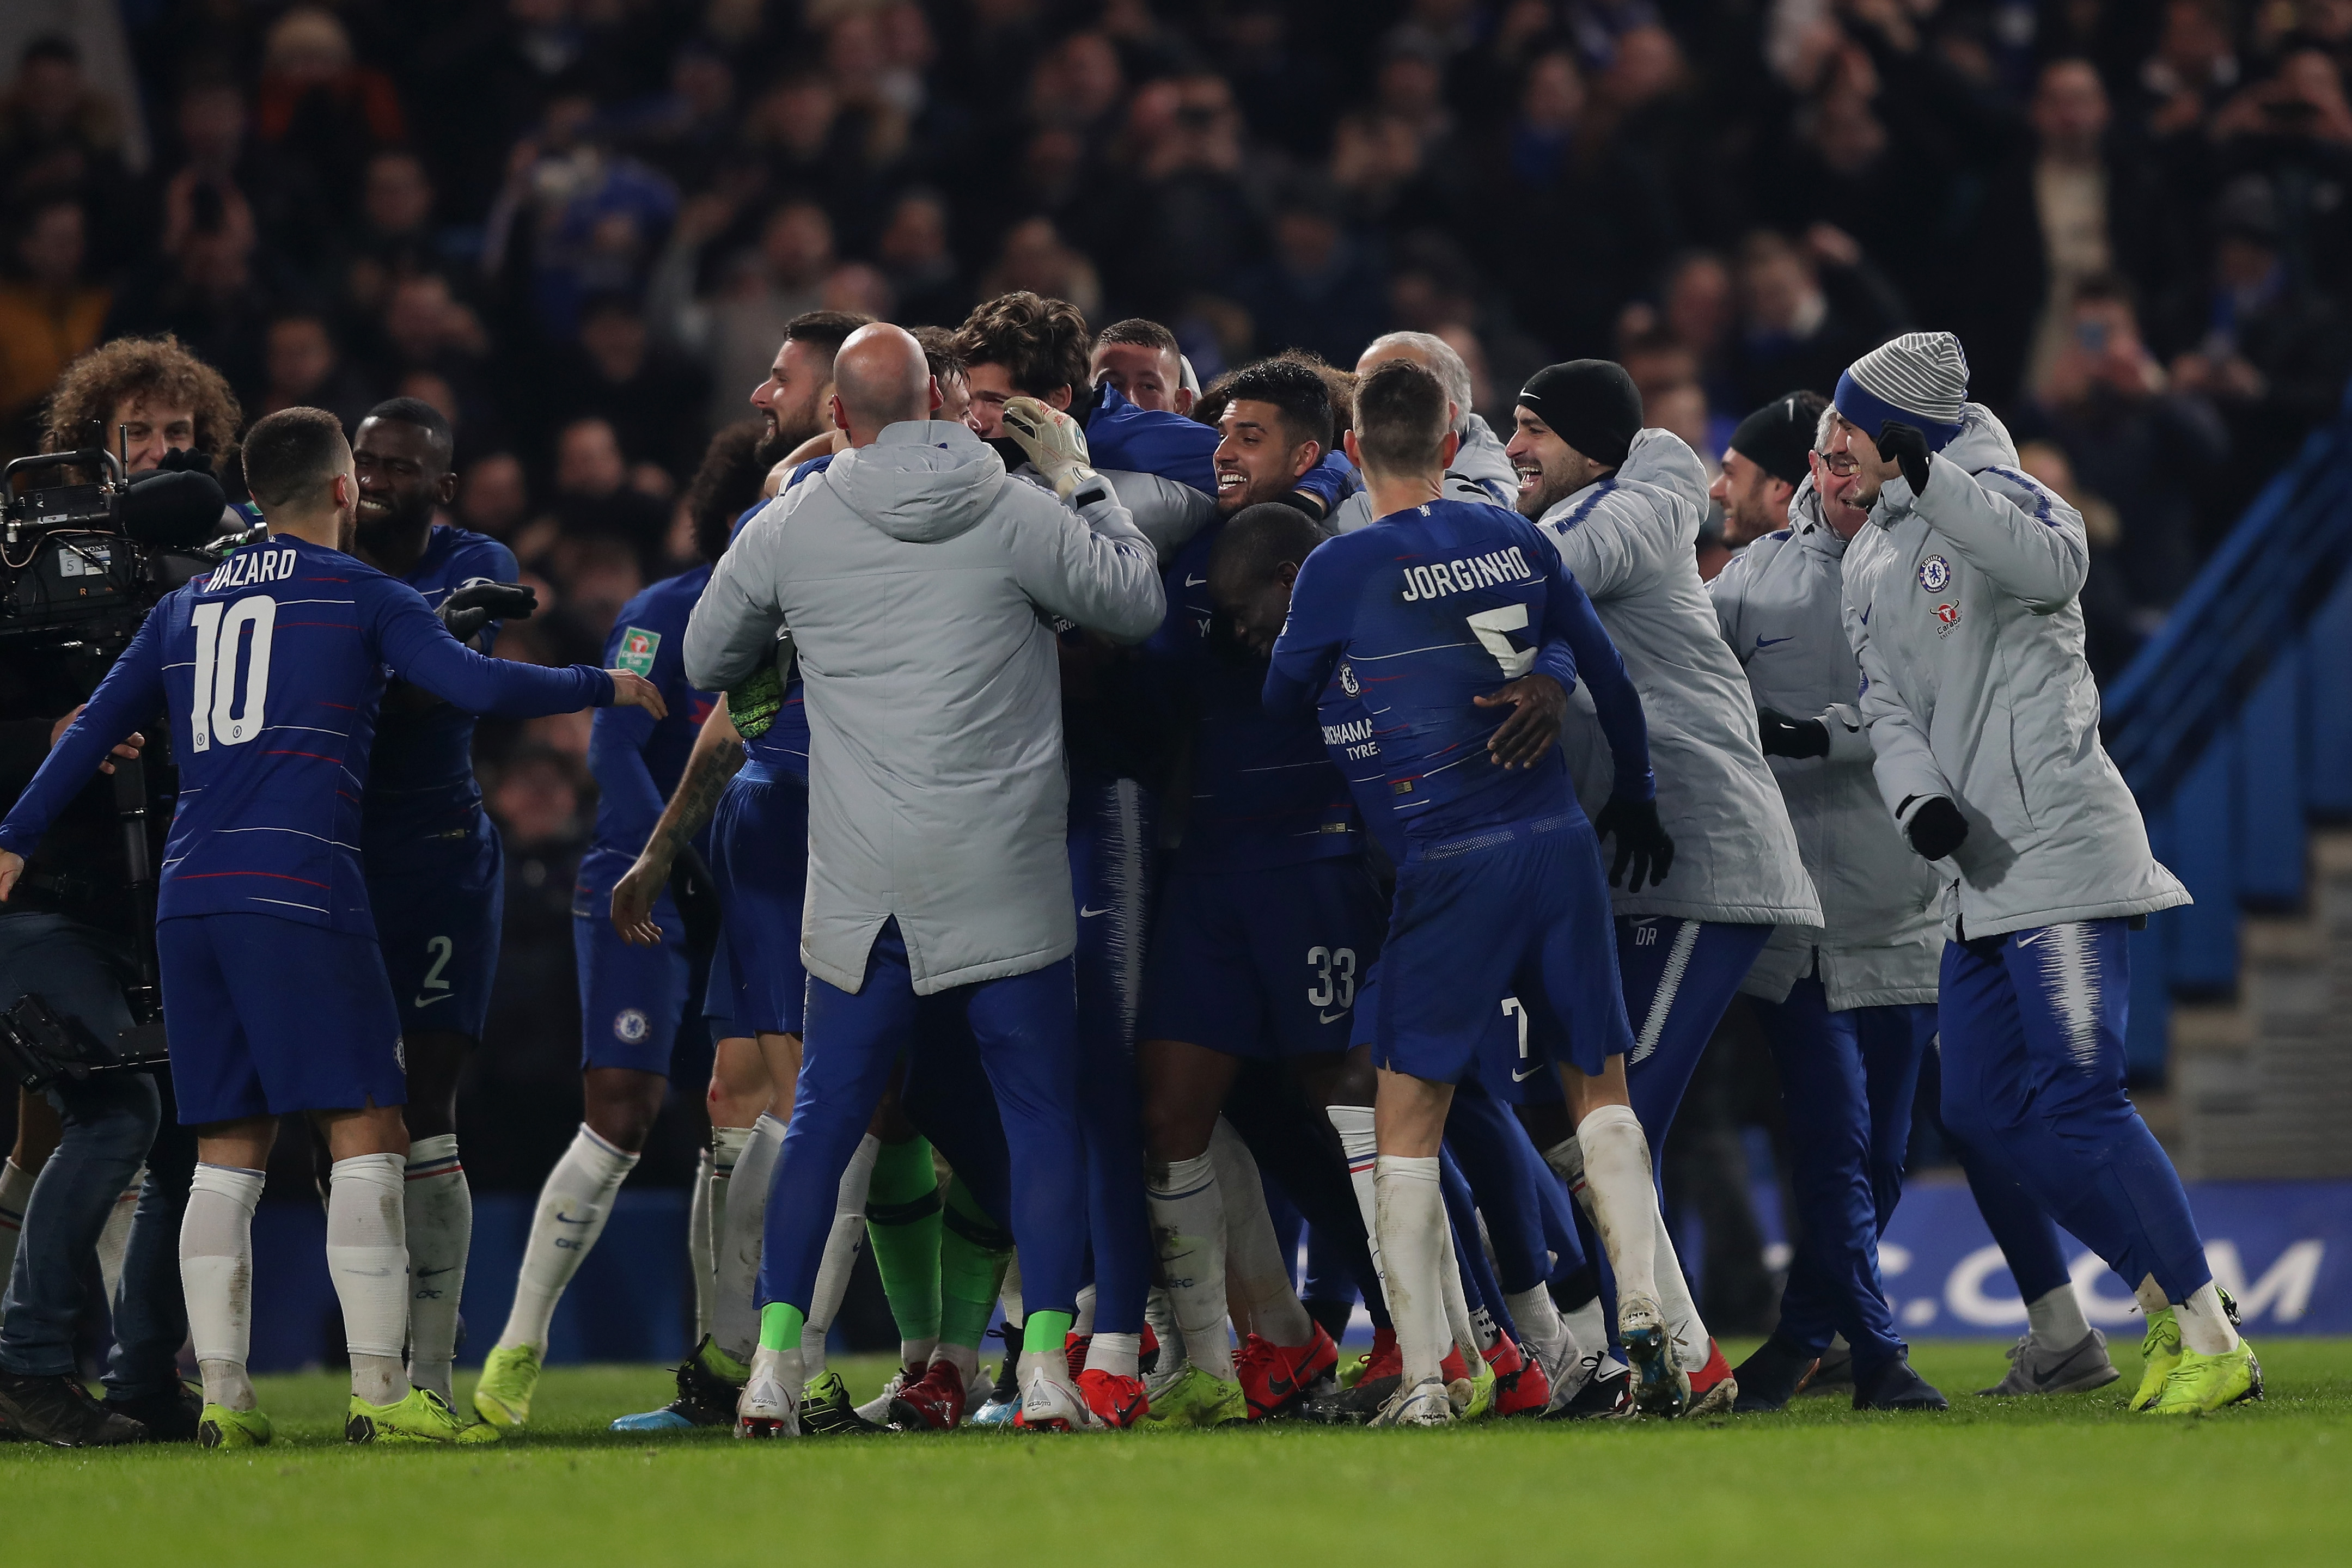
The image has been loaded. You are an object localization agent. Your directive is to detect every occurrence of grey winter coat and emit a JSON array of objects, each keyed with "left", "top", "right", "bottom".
[
  {"left": 1710, "top": 479, "right": 1941, "bottom": 1009},
  {"left": 684, "top": 421, "right": 1166, "bottom": 995},
  {"left": 1332, "top": 413, "right": 1518, "bottom": 531},
  {"left": 1531, "top": 429, "right": 1822, "bottom": 928},
  {"left": 1841, "top": 405, "right": 2188, "bottom": 939}
]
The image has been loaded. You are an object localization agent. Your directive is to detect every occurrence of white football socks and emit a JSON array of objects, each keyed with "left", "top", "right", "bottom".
[
  {"left": 402, "top": 1135, "right": 470, "bottom": 1403},
  {"left": 803, "top": 1133, "right": 879, "bottom": 1379},
  {"left": 688, "top": 1145, "right": 714, "bottom": 1340},
  {"left": 1563, "top": 1295, "right": 1608, "bottom": 1360},
  {"left": 2025, "top": 1283, "right": 2092, "bottom": 1349},
  {"left": 1072, "top": 1282, "right": 1098, "bottom": 1336},
  {"left": 95, "top": 1166, "right": 144, "bottom": 1310},
  {"left": 706, "top": 1124, "right": 748, "bottom": 1340},
  {"left": 1146, "top": 1150, "right": 1232, "bottom": 1380},
  {"left": 328, "top": 1153, "right": 411, "bottom": 1407},
  {"left": 1567, "top": 1106, "right": 1661, "bottom": 1307},
  {"left": 1435, "top": 1217, "right": 1480, "bottom": 1362},
  {"left": 1085, "top": 1331, "right": 1140, "bottom": 1378},
  {"left": 713, "top": 1113, "right": 784, "bottom": 1365},
  {"left": 1650, "top": 1202, "right": 1711, "bottom": 1372},
  {"left": 496, "top": 1124, "right": 638, "bottom": 1355},
  {"left": 1325, "top": 1104, "right": 1384, "bottom": 1295},
  {"left": 999, "top": 1250, "right": 1025, "bottom": 1328},
  {"left": 2176, "top": 1281, "right": 2240, "bottom": 1354},
  {"left": 1210, "top": 1119, "right": 1314, "bottom": 1347},
  {"left": 1375, "top": 1154, "right": 1447, "bottom": 1387},
  {"left": 2133, "top": 1273, "right": 2169, "bottom": 1315},
  {"left": 181, "top": 1162, "right": 265, "bottom": 1412},
  {"left": 1506, "top": 1283, "right": 1577, "bottom": 1377}
]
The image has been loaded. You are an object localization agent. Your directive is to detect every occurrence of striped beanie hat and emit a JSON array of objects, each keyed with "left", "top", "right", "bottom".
[{"left": 1835, "top": 331, "right": 1970, "bottom": 450}]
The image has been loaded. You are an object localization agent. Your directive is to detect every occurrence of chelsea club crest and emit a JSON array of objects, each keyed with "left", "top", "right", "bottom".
[{"left": 1917, "top": 554, "right": 1952, "bottom": 593}]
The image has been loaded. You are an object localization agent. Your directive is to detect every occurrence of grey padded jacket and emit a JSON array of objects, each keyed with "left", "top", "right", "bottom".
[
  {"left": 1534, "top": 428, "right": 1822, "bottom": 928},
  {"left": 1841, "top": 405, "right": 2189, "bottom": 939},
  {"left": 1710, "top": 479, "right": 1940, "bottom": 1009},
  {"left": 684, "top": 420, "right": 1166, "bottom": 995}
]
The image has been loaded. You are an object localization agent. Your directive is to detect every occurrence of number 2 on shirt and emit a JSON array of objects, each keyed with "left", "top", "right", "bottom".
[{"left": 188, "top": 593, "right": 278, "bottom": 751}]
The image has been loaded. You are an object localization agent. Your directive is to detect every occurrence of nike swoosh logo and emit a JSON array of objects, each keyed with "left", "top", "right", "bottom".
[
  {"left": 340, "top": 1266, "right": 394, "bottom": 1277},
  {"left": 1184, "top": 574, "right": 1207, "bottom": 586},
  {"left": 416, "top": 1266, "right": 457, "bottom": 1278},
  {"left": 1079, "top": 905, "right": 1109, "bottom": 917},
  {"left": 1512, "top": 1063, "right": 1542, "bottom": 1082},
  {"left": 1755, "top": 635, "right": 1793, "bottom": 649},
  {"left": 1861, "top": 605, "right": 1872, "bottom": 625},
  {"left": 2014, "top": 929, "right": 2051, "bottom": 948},
  {"left": 1318, "top": 1009, "right": 1349, "bottom": 1024},
  {"left": 552, "top": 1210, "right": 594, "bottom": 1227},
  {"left": 413, "top": 991, "right": 454, "bottom": 1008}
]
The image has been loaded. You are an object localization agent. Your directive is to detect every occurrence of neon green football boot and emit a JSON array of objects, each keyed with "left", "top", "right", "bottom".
[
  {"left": 1140, "top": 1365, "right": 1247, "bottom": 1429},
  {"left": 2127, "top": 1307, "right": 2180, "bottom": 1413},
  {"left": 349, "top": 1386, "right": 503, "bottom": 1444},
  {"left": 2143, "top": 1341, "right": 2263, "bottom": 1417},
  {"left": 197, "top": 1404, "right": 273, "bottom": 1449},
  {"left": 1454, "top": 1351, "right": 1498, "bottom": 1420},
  {"left": 473, "top": 1343, "right": 542, "bottom": 1430}
]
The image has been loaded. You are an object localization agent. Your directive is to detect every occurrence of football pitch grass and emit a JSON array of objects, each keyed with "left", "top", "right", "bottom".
[{"left": 8, "top": 1339, "right": 2348, "bottom": 1566}]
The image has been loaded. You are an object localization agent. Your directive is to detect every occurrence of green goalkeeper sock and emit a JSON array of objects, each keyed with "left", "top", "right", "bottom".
[
  {"left": 864, "top": 1135, "right": 943, "bottom": 1342},
  {"left": 758, "top": 1301, "right": 804, "bottom": 1353},
  {"left": 1022, "top": 1308, "right": 1074, "bottom": 1357},
  {"left": 938, "top": 1176, "right": 1013, "bottom": 1351}
]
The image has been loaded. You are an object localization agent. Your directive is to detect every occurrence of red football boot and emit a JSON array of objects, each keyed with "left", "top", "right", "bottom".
[
  {"left": 1687, "top": 1337, "right": 1738, "bottom": 1417},
  {"left": 1075, "top": 1368, "right": 1148, "bottom": 1428},
  {"left": 1064, "top": 1331, "right": 1091, "bottom": 1383},
  {"left": 1486, "top": 1332, "right": 1554, "bottom": 1417},
  {"left": 1356, "top": 1326, "right": 1401, "bottom": 1386},
  {"left": 1236, "top": 1322, "right": 1339, "bottom": 1419},
  {"left": 885, "top": 1358, "right": 969, "bottom": 1431},
  {"left": 1138, "top": 1321, "right": 1161, "bottom": 1376}
]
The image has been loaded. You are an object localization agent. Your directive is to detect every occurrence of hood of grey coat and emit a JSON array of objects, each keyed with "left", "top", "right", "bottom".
[
  {"left": 1451, "top": 413, "right": 1519, "bottom": 507},
  {"left": 826, "top": 420, "right": 1007, "bottom": 543}
]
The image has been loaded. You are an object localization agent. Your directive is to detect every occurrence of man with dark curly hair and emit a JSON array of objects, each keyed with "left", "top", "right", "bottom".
[
  {"left": 949, "top": 290, "right": 1092, "bottom": 439},
  {"left": 40, "top": 332, "right": 243, "bottom": 476}
]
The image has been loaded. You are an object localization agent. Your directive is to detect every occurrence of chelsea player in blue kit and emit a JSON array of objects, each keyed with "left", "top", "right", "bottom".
[
  {"left": 1263, "top": 362, "right": 1689, "bottom": 1423},
  {"left": 474, "top": 517, "right": 723, "bottom": 1430},
  {"left": 347, "top": 399, "right": 536, "bottom": 1410},
  {"left": 0, "top": 408, "right": 664, "bottom": 1449}
]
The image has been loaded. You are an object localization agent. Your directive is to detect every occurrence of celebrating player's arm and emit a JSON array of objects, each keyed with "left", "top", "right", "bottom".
[{"left": 610, "top": 702, "right": 744, "bottom": 945}]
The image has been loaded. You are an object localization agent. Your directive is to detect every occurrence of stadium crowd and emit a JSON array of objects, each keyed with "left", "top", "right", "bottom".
[{"left": 0, "top": 0, "right": 2326, "bottom": 1444}]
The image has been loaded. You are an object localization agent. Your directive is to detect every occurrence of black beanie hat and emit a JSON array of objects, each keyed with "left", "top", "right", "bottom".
[
  {"left": 1729, "top": 390, "right": 1826, "bottom": 489},
  {"left": 1516, "top": 360, "right": 1642, "bottom": 469}
]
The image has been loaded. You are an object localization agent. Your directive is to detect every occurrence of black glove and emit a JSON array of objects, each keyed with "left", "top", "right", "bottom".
[
  {"left": 1903, "top": 795, "right": 1969, "bottom": 861},
  {"left": 152, "top": 444, "right": 213, "bottom": 474},
  {"left": 439, "top": 580, "right": 538, "bottom": 642},
  {"left": 1878, "top": 420, "right": 1933, "bottom": 497},
  {"left": 1756, "top": 706, "right": 1830, "bottom": 759},
  {"left": 1595, "top": 794, "right": 1675, "bottom": 890}
]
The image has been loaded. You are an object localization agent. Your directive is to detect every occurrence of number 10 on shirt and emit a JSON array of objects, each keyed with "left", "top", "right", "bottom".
[{"left": 189, "top": 593, "right": 278, "bottom": 751}]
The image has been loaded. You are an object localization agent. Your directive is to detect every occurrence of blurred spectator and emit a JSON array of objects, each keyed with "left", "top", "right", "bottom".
[
  {"left": 486, "top": 90, "right": 678, "bottom": 342},
  {"left": 460, "top": 450, "right": 532, "bottom": 540},
  {"left": 1233, "top": 178, "right": 1388, "bottom": 364},
  {"left": 331, "top": 150, "right": 461, "bottom": 324},
  {"left": 105, "top": 172, "right": 282, "bottom": 396},
  {"left": 876, "top": 188, "right": 966, "bottom": 328},
  {"left": 2017, "top": 438, "right": 2140, "bottom": 679},
  {"left": 1727, "top": 226, "right": 1905, "bottom": 415},
  {"left": 977, "top": 217, "right": 1102, "bottom": 325},
  {"left": 250, "top": 6, "right": 406, "bottom": 267},
  {"left": 0, "top": 196, "right": 109, "bottom": 452},
  {"left": 1098, "top": 72, "right": 1260, "bottom": 318},
  {"left": 255, "top": 310, "right": 374, "bottom": 428},
  {"left": 0, "top": 34, "right": 138, "bottom": 272},
  {"left": 2023, "top": 274, "right": 2228, "bottom": 616},
  {"left": 1968, "top": 58, "right": 2177, "bottom": 407},
  {"left": 548, "top": 414, "right": 667, "bottom": 579},
  {"left": 2159, "top": 177, "right": 2352, "bottom": 505},
  {"left": 657, "top": 198, "right": 834, "bottom": 430},
  {"left": 548, "top": 291, "right": 710, "bottom": 486}
]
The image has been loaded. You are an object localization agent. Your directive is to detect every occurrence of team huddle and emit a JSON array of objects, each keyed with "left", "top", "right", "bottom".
[{"left": 0, "top": 291, "right": 2263, "bottom": 1446}]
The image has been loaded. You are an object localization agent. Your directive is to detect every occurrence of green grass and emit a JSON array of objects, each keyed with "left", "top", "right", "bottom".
[{"left": 7, "top": 1340, "right": 2349, "bottom": 1566}]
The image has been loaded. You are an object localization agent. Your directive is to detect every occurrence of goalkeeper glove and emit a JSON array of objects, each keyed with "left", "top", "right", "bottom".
[
  {"left": 999, "top": 395, "right": 1102, "bottom": 503},
  {"left": 439, "top": 580, "right": 537, "bottom": 642}
]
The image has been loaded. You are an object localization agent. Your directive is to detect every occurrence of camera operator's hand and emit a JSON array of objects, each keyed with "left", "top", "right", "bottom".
[
  {"left": 441, "top": 580, "right": 538, "bottom": 643},
  {"left": 0, "top": 849, "right": 22, "bottom": 903},
  {"left": 151, "top": 445, "right": 212, "bottom": 474},
  {"left": 607, "top": 671, "right": 669, "bottom": 720},
  {"left": 50, "top": 706, "right": 144, "bottom": 775}
]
